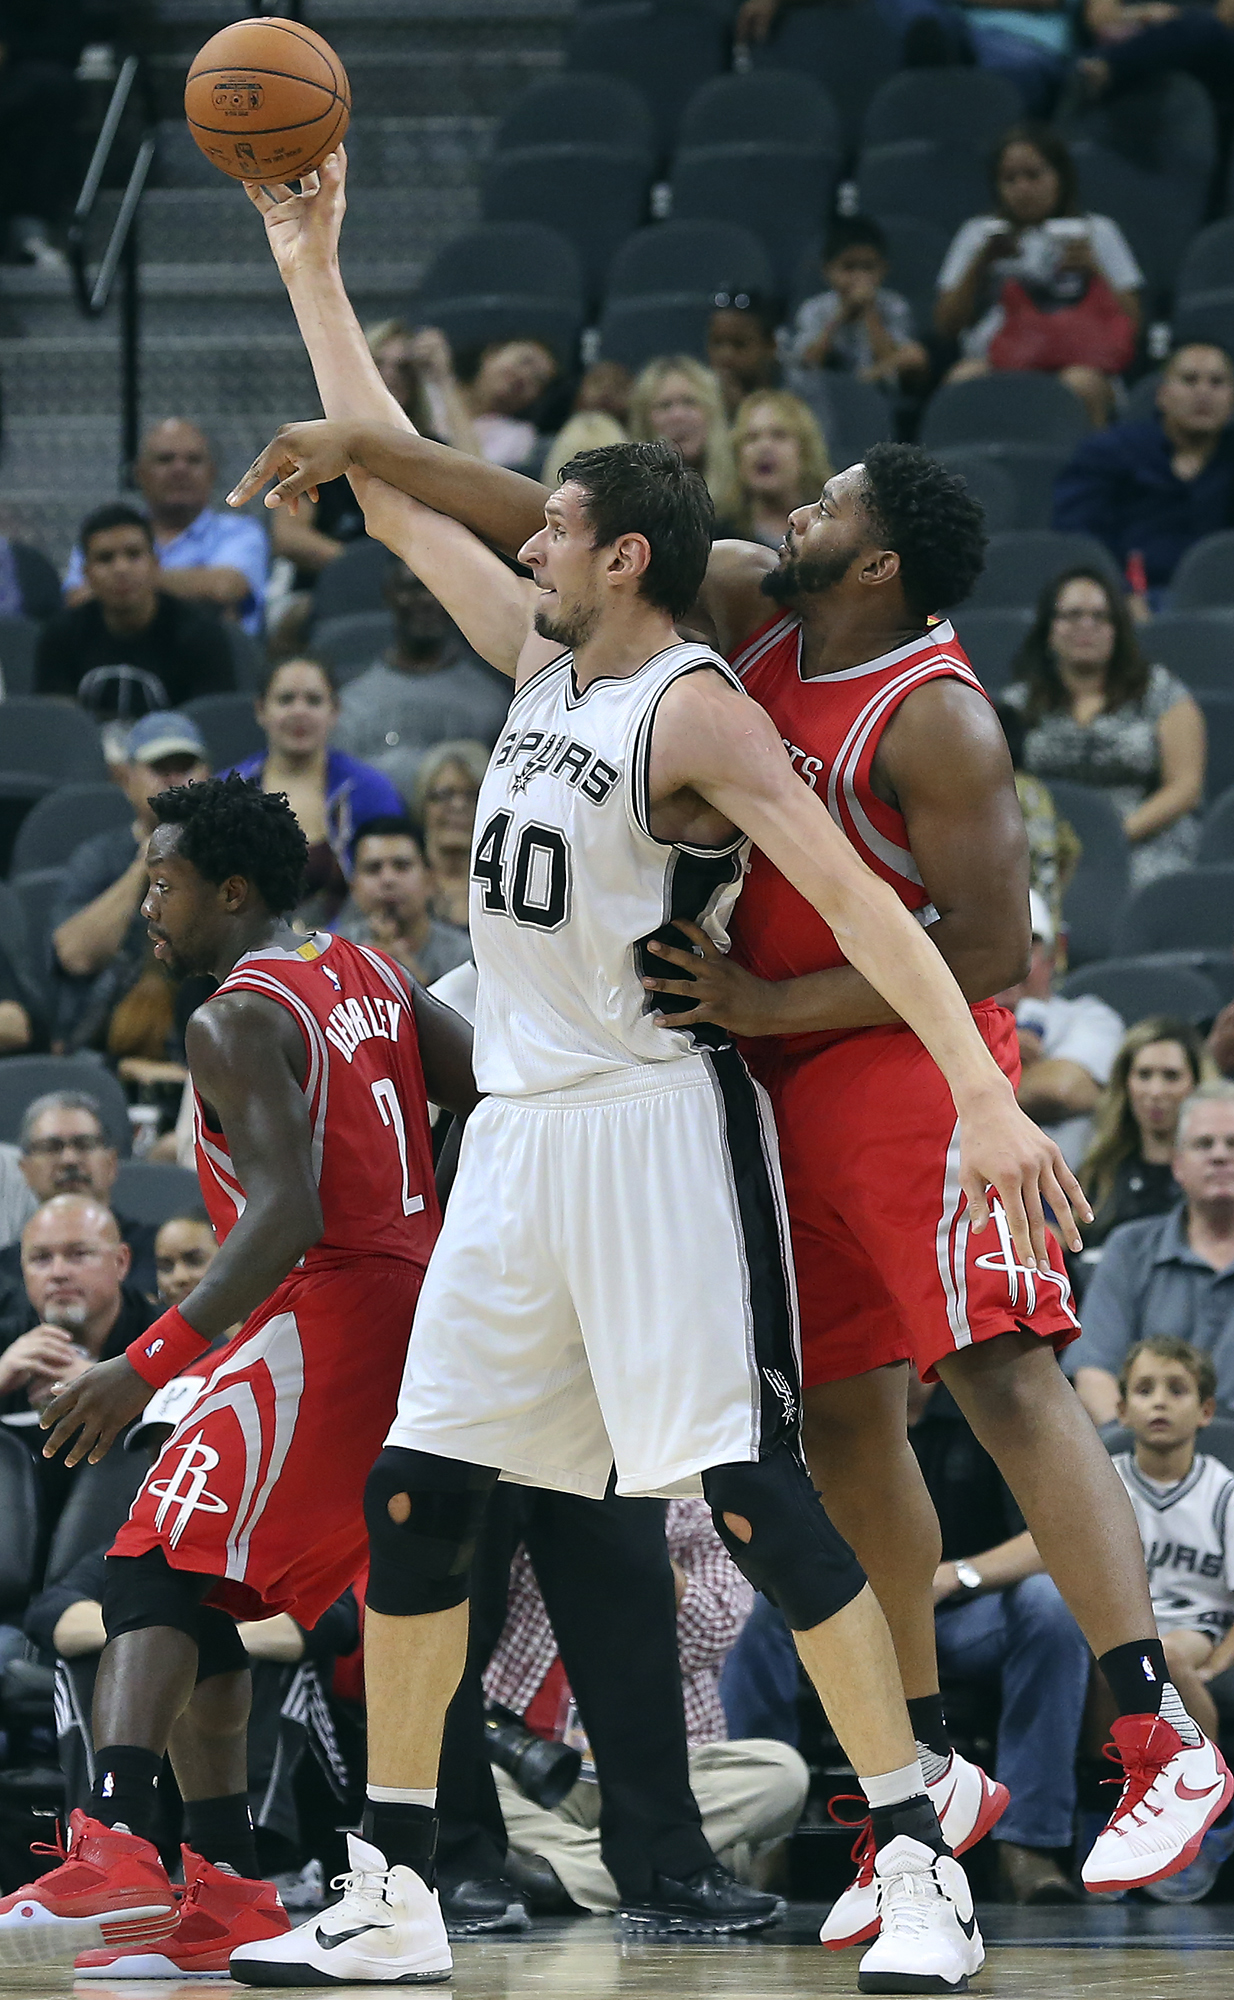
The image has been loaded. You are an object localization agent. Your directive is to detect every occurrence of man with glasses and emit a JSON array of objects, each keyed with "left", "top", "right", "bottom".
[{"left": 0, "top": 1093, "right": 157, "bottom": 1299}]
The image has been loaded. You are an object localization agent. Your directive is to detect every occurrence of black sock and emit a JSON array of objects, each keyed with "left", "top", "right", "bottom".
[
  {"left": 906, "top": 1692, "right": 952, "bottom": 1781},
  {"left": 90, "top": 1746, "right": 164, "bottom": 1842},
  {"left": 1098, "top": 1638, "right": 1202, "bottom": 1743},
  {"left": 184, "top": 1794, "right": 260, "bottom": 1879},
  {"left": 870, "top": 1794, "right": 947, "bottom": 1858},
  {"left": 362, "top": 1801, "right": 438, "bottom": 1888}
]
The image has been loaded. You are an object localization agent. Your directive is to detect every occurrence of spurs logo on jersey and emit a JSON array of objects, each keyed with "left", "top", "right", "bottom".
[
  {"left": 468, "top": 642, "right": 748, "bottom": 1099},
  {"left": 1114, "top": 1451, "right": 1234, "bottom": 1638},
  {"left": 147, "top": 1432, "right": 229, "bottom": 1548}
]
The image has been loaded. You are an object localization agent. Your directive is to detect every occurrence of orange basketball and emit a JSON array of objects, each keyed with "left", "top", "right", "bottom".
[{"left": 184, "top": 17, "right": 350, "bottom": 182}]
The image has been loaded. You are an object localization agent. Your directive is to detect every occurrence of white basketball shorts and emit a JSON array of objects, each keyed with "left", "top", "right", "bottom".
[{"left": 387, "top": 1048, "right": 803, "bottom": 1498}]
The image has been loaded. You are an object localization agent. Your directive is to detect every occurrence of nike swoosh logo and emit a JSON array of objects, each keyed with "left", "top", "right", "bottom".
[
  {"left": 1175, "top": 1776, "right": 1225, "bottom": 1802},
  {"left": 933, "top": 1783, "right": 957, "bottom": 1822},
  {"left": 316, "top": 1924, "right": 378, "bottom": 1950},
  {"left": 957, "top": 1912, "right": 978, "bottom": 1940}
]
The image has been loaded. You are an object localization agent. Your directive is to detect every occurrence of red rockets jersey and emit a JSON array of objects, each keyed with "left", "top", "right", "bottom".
[
  {"left": 727, "top": 614, "right": 987, "bottom": 1051},
  {"left": 193, "top": 930, "right": 441, "bottom": 1268}
]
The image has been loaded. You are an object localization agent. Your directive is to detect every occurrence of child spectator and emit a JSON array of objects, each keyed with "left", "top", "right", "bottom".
[
  {"left": 707, "top": 292, "right": 782, "bottom": 419},
  {"left": 785, "top": 217, "right": 928, "bottom": 399},
  {"left": 1111, "top": 1337, "right": 1234, "bottom": 1900}
]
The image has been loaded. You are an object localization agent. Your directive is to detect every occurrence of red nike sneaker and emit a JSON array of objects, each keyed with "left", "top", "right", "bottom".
[
  {"left": 1082, "top": 1715, "right": 1234, "bottom": 1892},
  {"left": 0, "top": 1812, "right": 178, "bottom": 1968},
  {"left": 76, "top": 1848, "right": 290, "bottom": 1976}
]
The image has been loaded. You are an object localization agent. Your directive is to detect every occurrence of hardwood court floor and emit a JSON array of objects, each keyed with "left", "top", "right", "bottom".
[{"left": 3, "top": 1906, "right": 1233, "bottom": 2000}]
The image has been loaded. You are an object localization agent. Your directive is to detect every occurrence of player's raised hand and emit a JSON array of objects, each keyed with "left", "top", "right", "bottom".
[
  {"left": 244, "top": 143, "right": 348, "bottom": 283},
  {"left": 228, "top": 418, "right": 355, "bottom": 513},
  {"left": 40, "top": 1354, "right": 153, "bottom": 1468},
  {"left": 958, "top": 1092, "right": 1091, "bottom": 1272}
]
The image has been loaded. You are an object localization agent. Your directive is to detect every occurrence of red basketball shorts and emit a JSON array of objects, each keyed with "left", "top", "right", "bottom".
[
  {"left": 112, "top": 1255, "right": 423, "bottom": 1626},
  {"left": 745, "top": 1002, "right": 1081, "bottom": 1389}
]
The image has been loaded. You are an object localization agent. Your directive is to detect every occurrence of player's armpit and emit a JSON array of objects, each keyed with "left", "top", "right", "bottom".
[
  {"left": 693, "top": 539, "right": 779, "bottom": 657},
  {"left": 410, "top": 983, "right": 481, "bottom": 1118}
]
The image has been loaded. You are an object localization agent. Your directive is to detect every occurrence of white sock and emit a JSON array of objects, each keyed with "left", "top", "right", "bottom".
[
  {"left": 861, "top": 1761, "right": 927, "bottom": 1811},
  {"left": 366, "top": 1785, "right": 437, "bottom": 1808},
  {"left": 1159, "top": 1682, "right": 1203, "bottom": 1748}
]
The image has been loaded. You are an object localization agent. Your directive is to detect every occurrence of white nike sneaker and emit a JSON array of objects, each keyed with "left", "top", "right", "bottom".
[
  {"left": 820, "top": 1755, "right": 1008, "bottom": 1950},
  {"left": 857, "top": 1837, "right": 984, "bottom": 1995},
  {"left": 228, "top": 1834, "right": 452, "bottom": 1986},
  {"left": 1082, "top": 1714, "right": 1234, "bottom": 1893}
]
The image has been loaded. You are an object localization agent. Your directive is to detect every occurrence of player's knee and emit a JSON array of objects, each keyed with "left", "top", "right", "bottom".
[
  {"left": 102, "top": 1547, "right": 210, "bottom": 1645},
  {"left": 194, "top": 1606, "right": 250, "bottom": 1685},
  {"left": 702, "top": 1446, "right": 866, "bottom": 1632},
  {"left": 364, "top": 1447, "right": 497, "bottom": 1617}
]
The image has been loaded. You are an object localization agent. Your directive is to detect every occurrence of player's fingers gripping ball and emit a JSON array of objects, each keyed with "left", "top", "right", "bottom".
[{"left": 185, "top": 17, "right": 350, "bottom": 182}]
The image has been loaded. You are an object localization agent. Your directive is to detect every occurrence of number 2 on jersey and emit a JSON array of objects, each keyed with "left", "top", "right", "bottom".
[
  {"left": 371, "top": 1078, "right": 425, "bottom": 1216},
  {"left": 473, "top": 810, "right": 571, "bottom": 931}
]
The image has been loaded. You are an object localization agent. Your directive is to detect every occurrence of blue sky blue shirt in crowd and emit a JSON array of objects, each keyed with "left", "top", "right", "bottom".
[
  {"left": 222, "top": 747, "right": 406, "bottom": 877},
  {"left": 1052, "top": 415, "right": 1234, "bottom": 595},
  {"left": 65, "top": 506, "right": 270, "bottom": 635}
]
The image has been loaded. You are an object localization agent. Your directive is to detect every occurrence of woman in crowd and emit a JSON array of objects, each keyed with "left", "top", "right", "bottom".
[
  {"left": 1080, "top": 1017, "right": 1210, "bottom": 1247},
  {"left": 1002, "top": 568, "right": 1206, "bottom": 887},
  {"left": 154, "top": 1209, "right": 219, "bottom": 1309},
  {"left": 995, "top": 699, "right": 1081, "bottom": 945},
  {"left": 934, "top": 124, "right": 1142, "bottom": 424},
  {"left": 628, "top": 356, "right": 738, "bottom": 519},
  {"left": 413, "top": 738, "right": 489, "bottom": 932},
  {"left": 726, "top": 391, "right": 832, "bottom": 550},
  {"left": 225, "top": 658, "right": 404, "bottom": 928},
  {"left": 457, "top": 337, "right": 560, "bottom": 469}
]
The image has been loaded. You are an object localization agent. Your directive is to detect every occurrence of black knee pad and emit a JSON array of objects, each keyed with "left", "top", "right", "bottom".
[
  {"left": 102, "top": 1547, "right": 214, "bottom": 1645},
  {"left": 364, "top": 1447, "right": 498, "bottom": 1617},
  {"left": 702, "top": 1444, "right": 866, "bottom": 1631},
  {"left": 195, "top": 1605, "right": 250, "bottom": 1683}
]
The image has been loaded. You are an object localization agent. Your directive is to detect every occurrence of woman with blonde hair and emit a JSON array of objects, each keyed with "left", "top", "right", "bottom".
[
  {"left": 729, "top": 391, "right": 833, "bottom": 548},
  {"left": 413, "top": 738, "right": 491, "bottom": 930},
  {"left": 627, "top": 355, "right": 738, "bottom": 518},
  {"left": 1080, "top": 1015, "right": 1212, "bottom": 1246}
]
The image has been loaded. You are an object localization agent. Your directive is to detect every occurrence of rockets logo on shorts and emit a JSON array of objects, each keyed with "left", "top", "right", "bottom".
[{"left": 147, "top": 1432, "right": 230, "bottom": 1548}]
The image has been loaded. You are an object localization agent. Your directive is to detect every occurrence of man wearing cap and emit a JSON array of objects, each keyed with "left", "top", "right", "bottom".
[
  {"left": 0, "top": 1090, "right": 158, "bottom": 1298},
  {"left": 50, "top": 713, "right": 212, "bottom": 1054},
  {"left": 994, "top": 890, "right": 1125, "bottom": 1169}
]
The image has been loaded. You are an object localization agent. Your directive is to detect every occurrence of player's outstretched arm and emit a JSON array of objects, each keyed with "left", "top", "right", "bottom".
[
  {"left": 39, "top": 995, "right": 325, "bottom": 1467},
  {"left": 410, "top": 983, "right": 481, "bottom": 1120},
  {"left": 653, "top": 671, "right": 1091, "bottom": 1269}
]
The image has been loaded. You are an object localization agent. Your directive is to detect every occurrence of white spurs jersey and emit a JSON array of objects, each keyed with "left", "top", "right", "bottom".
[
  {"left": 470, "top": 642, "right": 748, "bottom": 1096},
  {"left": 1114, "top": 1450, "right": 1234, "bottom": 1639}
]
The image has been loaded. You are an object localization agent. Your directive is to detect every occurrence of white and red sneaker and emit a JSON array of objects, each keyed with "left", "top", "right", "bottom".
[
  {"left": 0, "top": 1812, "right": 178, "bottom": 1968},
  {"left": 820, "top": 1754, "right": 1009, "bottom": 1951},
  {"left": 75, "top": 1847, "right": 289, "bottom": 1976},
  {"left": 1082, "top": 1714, "right": 1233, "bottom": 1893}
]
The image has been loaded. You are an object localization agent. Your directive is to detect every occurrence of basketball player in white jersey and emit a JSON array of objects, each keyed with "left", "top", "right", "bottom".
[{"left": 228, "top": 157, "right": 1090, "bottom": 1993}]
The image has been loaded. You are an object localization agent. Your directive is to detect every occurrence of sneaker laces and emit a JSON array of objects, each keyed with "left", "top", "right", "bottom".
[
  {"left": 876, "top": 1862, "right": 945, "bottom": 1940},
  {"left": 827, "top": 1795, "right": 876, "bottom": 1886},
  {"left": 326, "top": 1864, "right": 396, "bottom": 1930},
  {"left": 1100, "top": 1735, "right": 1169, "bottom": 1831}
]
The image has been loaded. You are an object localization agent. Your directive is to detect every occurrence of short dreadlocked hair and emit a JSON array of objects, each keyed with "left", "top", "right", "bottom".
[
  {"left": 860, "top": 443, "right": 987, "bottom": 618},
  {"left": 151, "top": 774, "right": 307, "bottom": 915}
]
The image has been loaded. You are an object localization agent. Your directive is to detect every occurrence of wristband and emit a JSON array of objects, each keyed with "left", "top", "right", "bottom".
[{"left": 126, "top": 1305, "right": 210, "bottom": 1389}]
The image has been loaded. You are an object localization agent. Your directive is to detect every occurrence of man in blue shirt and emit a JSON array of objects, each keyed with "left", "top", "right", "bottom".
[
  {"left": 64, "top": 421, "right": 270, "bottom": 636},
  {"left": 1053, "top": 343, "right": 1234, "bottom": 604}
]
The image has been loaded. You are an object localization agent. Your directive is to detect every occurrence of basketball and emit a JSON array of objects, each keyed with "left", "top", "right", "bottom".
[{"left": 184, "top": 17, "right": 350, "bottom": 183}]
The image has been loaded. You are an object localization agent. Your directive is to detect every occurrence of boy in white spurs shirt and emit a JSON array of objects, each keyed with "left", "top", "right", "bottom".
[{"left": 1113, "top": 1337, "right": 1234, "bottom": 1901}]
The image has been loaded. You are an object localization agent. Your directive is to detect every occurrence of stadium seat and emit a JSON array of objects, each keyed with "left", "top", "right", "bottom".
[
  {"left": 10, "top": 868, "right": 66, "bottom": 980},
  {"left": 44, "top": 1450, "right": 148, "bottom": 1588},
  {"left": 313, "top": 610, "right": 397, "bottom": 680},
  {"left": 749, "top": 1, "right": 897, "bottom": 153},
  {"left": 933, "top": 457, "right": 1017, "bottom": 535},
  {"left": 310, "top": 539, "right": 393, "bottom": 626},
  {"left": 0, "top": 698, "right": 108, "bottom": 783},
  {"left": 415, "top": 222, "right": 584, "bottom": 365},
  {"left": 1115, "top": 863, "right": 1234, "bottom": 956},
  {"left": 565, "top": 2, "right": 728, "bottom": 163},
  {"left": 1171, "top": 533, "right": 1234, "bottom": 611},
  {"left": 1061, "top": 73, "right": 1216, "bottom": 210},
  {"left": 0, "top": 615, "right": 40, "bottom": 700},
  {"left": 10, "top": 782, "right": 132, "bottom": 878},
  {"left": 494, "top": 74, "right": 655, "bottom": 155},
  {"left": 856, "top": 140, "right": 989, "bottom": 242},
  {"left": 921, "top": 374, "right": 1091, "bottom": 453},
  {"left": 1046, "top": 778, "right": 1131, "bottom": 966},
  {"left": 935, "top": 444, "right": 1067, "bottom": 533},
  {"left": 860, "top": 68, "right": 1021, "bottom": 155},
  {"left": 1057, "top": 955, "right": 1221, "bottom": 1027},
  {"left": 225, "top": 624, "right": 267, "bottom": 694},
  {"left": 0, "top": 773, "right": 51, "bottom": 879},
  {"left": 112, "top": 1159, "right": 203, "bottom": 1226},
  {"left": 669, "top": 145, "right": 838, "bottom": 296},
  {"left": 801, "top": 375, "right": 891, "bottom": 472},
  {"left": 600, "top": 219, "right": 774, "bottom": 368},
  {"left": 1197, "top": 689, "right": 1234, "bottom": 801},
  {"left": 184, "top": 693, "right": 264, "bottom": 773},
  {"left": 1143, "top": 612, "right": 1234, "bottom": 692},
  {"left": 965, "top": 531, "right": 1121, "bottom": 611},
  {"left": 0, "top": 1428, "right": 41, "bottom": 1620},
  {"left": 1199, "top": 785, "right": 1234, "bottom": 863},
  {"left": 680, "top": 71, "right": 842, "bottom": 150},
  {"left": 1177, "top": 218, "right": 1234, "bottom": 304},
  {"left": 484, "top": 148, "right": 653, "bottom": 306},
  {"left": 949, "top": 608, "right": 1032, "bottom": 693},
  {"left": 1173, "top": 290, "right": 1234, "bottom": 358},
  {"left": 0, "top": 1054, "right": 131, "bottom": 1154},
  {"left": 0, "top": 880, "right": 31, "bottom": 968},
  {"left": 1068, "top": 142, "right": 1197, "bottom": 304},
  {"left": 598, "top": 297, "right": 714, "bottom": 367}
]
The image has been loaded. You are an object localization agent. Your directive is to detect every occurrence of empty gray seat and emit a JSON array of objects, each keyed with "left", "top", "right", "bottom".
[
  {"left": 10, "top": 868, "right": 66, "bottom": 980},
  {"left": 1177, "top": 219, "right": 1234, "bottom": 303},
  {"left": 1144, "top": 613, "right": 1234, "bottom": 692},
  {"left": 1057, "top": 955, "right": 1220, "bottom": 1027},
  {"left": 921, "top": 373, "right": 1091, "bottom": 452},
  {"left": 1198, "top": 785, "right": 1234, "bottom": 864},
  {"left": 1048, "top": 778, "right": 1131, "bottom": 965},
  {"left": 0, "top": 615, "right": 40, "bottom": 700},
  {"left": 861, "top": 67, "right": 1021, "bottom": 154},
  {"left": 112, "top": 1160, "right": 203, "bottom": 1227},
  {"left": 680, "top": 71, "right": 842, "bottom": 151},
  {"left": 313, "top": 611, "right": 397, "bottom": 680},
  {"left": 935, "top": 443, "right": 1069, "bottom": 532},
  {"left": 856, "top": 140, "right": 989, "bottom": 242},
  {"left": 0, "top": 1054, "right": 131, "bottom": 1154},
  {"left": 311, "top": 539, "right": 393, "bottom": 626},
  {"left": 483, "top": 148, "right": 652, "bottom": 305},
  {"left": 932, "top": 458, "right": 1017, "bottom": 536},
  {"left": 1069, "top": 142, "right": 1195, "bottom": 303},
  {"left": 10, "top": 783, "right": 132, "bottom": 878},
  {"left": 416, "top": 222, "right": 584, "bottom": 365},
  {"left": 1173, "top": 534, "right": 1234, "bottom": 611},
  {"left": 750, "top": 1, "right": 897, "bottom": 152},
  {"left": 495, "top": 73, "right": 655, "bottom": 155},
  {"left": 800, "top": 375, "right": 892, "bottom": 471},
  {"left": 670, "top": 145, "right": 836, "bottom": 295},
  {"left": 1173, "top": 290, "right": 1234, "bottom": 359},
  {"left": 0, "top": 774, "right": 50, "bottom": 878},
  {"left": 566, "top": 2, "right": 728, "bottom": 162},
  {"left": 950, "top": 608, "right": 1032, "bottom": 692},
  {"left": 1114, "top": 863, "right": 1234, "bottom": 955},
  {"left": 0, "top": 699, "right": 107, "bottom": 783},
  {"left": 966, "top": 531, "right": 1121, "bottom": 611},
  {"left": 600, "top": 219, "right": 775, "bottom": 367},
  {"left": 1196, "top": 689, "right": 1234, "bottom": 801},
  {"left": 185, "top": 694, "right": 264, "bottom": 774}
]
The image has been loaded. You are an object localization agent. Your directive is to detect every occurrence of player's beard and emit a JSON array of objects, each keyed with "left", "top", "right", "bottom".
[
  {"left": 761, "top": 546, "right": 856, "bottom": 606},
  {"left": 534, "top": 597, "right": 600, "bottom": 651}
]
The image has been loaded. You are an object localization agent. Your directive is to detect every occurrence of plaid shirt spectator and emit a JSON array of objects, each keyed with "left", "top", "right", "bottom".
[{"left": 483, "top": 1499, "right": 754, "bottom": 1746}]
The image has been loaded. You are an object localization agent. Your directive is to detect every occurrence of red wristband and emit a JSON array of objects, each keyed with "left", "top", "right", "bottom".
[{"left": 126, "top": 1305, "right": 210, "bottom": 1388}]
